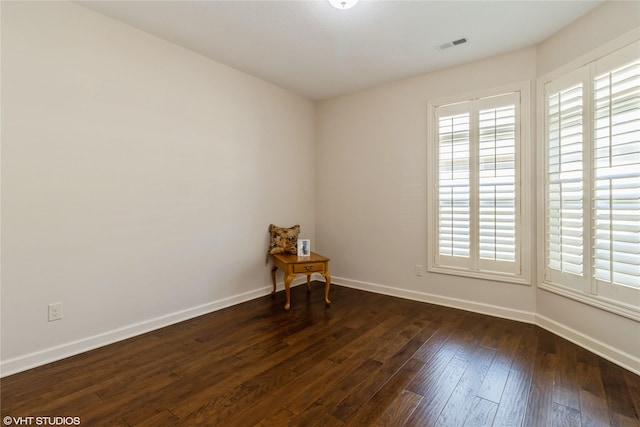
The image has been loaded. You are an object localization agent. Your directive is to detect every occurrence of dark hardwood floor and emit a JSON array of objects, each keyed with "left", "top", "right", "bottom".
[{"left": 2, "top": 284, "right": 639, "bottom": 426}]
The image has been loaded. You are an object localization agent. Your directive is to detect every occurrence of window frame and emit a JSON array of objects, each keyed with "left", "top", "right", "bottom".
[
  {"left": 427, "top": 81, "right": 532, "bottom": 285},
  {"left": 537, "top": 33, "right": 640, "bottom": 321}
]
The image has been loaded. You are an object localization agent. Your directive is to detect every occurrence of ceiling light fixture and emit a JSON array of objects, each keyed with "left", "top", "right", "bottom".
[{"left": 329, "top": 0, "right": 359, "bottom": 10}]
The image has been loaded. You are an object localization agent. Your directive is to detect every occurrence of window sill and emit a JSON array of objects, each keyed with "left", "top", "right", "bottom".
[
  {"left": 428, "top": 265, "right": 530, "bottom": 286},
  {"left": 539, "top": 281, "right": 640, "bottom": 322}
]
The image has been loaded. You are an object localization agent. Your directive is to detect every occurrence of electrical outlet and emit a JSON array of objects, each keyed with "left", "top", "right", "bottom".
[
  {"left": 415, "top": 264, "right": 424, "bottom": 276},
  {"left": 48, "top": 303, "right": 63, "bottom": 321}
]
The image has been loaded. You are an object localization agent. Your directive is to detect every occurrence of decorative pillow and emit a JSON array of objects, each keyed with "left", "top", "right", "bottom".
[{"left": 268, "top": 224, "right": 300, "bottom": 255}]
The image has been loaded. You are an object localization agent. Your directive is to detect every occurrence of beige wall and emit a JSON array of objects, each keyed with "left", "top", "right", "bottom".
[{"left": 1, "top": 1, "right": 316, "bottom": 374}]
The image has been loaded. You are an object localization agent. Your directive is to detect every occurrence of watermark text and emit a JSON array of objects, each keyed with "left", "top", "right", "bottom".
[{"left": 3, "top": 416, "right": 80, "bottom": 426}]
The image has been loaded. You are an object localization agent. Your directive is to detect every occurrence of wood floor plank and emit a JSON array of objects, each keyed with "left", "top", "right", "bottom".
[
  {"left": 491, "top": 368, "right": 533, "bottom": 427},
  {"left": 287, "top": 357, "right": 383, "bottom": 425},
  {"left": 403, "top": 318, "right": 491, "bottom": 427},
  {"left": 330, "top": 336, "right": 426, "bottom": 423},
  {"left": 253, "top": 407, "right": 296, "bottom": 427},
  {"left": 577, "top": 361, "right": 611, "bottom": 427},
  {"left": 345, "top": 358, "right": 425, "bottom": 426},
  {"left": 131, "top": 409, "right": 179, "bottom": 427},
  {"left": 311, "top": 412, "right": 346, "bottom": 427},
  {"left": 476, "top": 354, "right": 512, "bottom": 404},
  {"left": 370, "top": 321, "right": 423, "bottom": 363},
  {"left": 552, "top": 338, "right": 581, "bottom": 411},
  {"left": 435, "top": 345, "right": 496, "bottom": 426},
  {"left": 600, "top": 358, "right": 640, "bottom": 421},
  {"left": 522, "top": 350, "right": 557, "bottom": 427},
  {"left": 327, "top": 313, "right": 410, "bottom": 364},
  {"left": 463, "top": 397, "right": 498, "bottom": 427},
  {"left": 405, "top": 320, "right": 470, "bottom": 398},
  {"left": 508, "top": 322, "right": 538, "bottom": 375},
  {"left": 228, "top": 358, "right": 338, "bottom": 425},
  {"left": 1, "top": 284, "right": 638, "bottom": 427},
  {"left": 551, "top": 402, "right": 581, "bottom": 427},
  {"left": 371, "top": 390, "right": 423, "bottom": 427},
  {"left": 283, "top": 357, "right": 376, "bottom": 415},
  {"left": 174, "top": 326, "right": 360, "bottom": 423},
  {"left": 474, "top": 320, "right": 537, "bottom": 427},
  {"left": 403, "top": 355, "right": 469, "bottom": 426},
  {"left": 626, "top": 370, "right": 640, "bottom": 423},
  {"left": 610, "top": 413, "right": 640, "bottom": 427}
]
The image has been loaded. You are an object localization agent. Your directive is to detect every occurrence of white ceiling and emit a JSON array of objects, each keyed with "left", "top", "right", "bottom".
[{"left": 77, "top": 0, "right": 604, "bottom": 100}]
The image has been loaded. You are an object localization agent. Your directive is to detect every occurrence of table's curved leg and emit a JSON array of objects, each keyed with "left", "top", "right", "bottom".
[
  {"left": 322, "top": 272, "right": 332, "bottom": 306},
  {"left": 271, "top": 266, "right": 277, "bottom": 296},
  {"left": 284, "top": 273, "right": 295, "bottom": 311},
  {"left": 306, "top": 274, "right": 312, "bottom": 292}
]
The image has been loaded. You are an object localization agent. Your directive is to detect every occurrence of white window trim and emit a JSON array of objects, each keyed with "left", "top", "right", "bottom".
[
  {"left": 427, "top": 81, "right": 532, "bottom": 286},
  {"left": 536, "top": 29, "right": 640, "bottom": 322}
]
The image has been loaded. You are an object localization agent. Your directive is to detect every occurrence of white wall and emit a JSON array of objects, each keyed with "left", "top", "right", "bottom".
[
  {"left": 316, "top": 47, "right": 538, "bottom": 322},
  {"left": 1, "top": 1, "right": 316, "bottom": 375},
  {"left": 536, "top": 0, "right": 640, "bottom": 77},
  {"left": 316, "top": 0, "right": 639, "bottom": 374}
]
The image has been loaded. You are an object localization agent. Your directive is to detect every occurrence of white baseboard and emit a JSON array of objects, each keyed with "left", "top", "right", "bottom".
[
  {"left": 333, "top": 276, "right": 640, "bottom": 376},
  {"left": 4, "top": 276, "right": 638, "bottom": 378},
  {"left": 536, "top": 314, "right": 640, "bottom": 376},
  {"left": 1, "top": 277, "right": 307, "bottom": 378},
  {"left": 334, "top": 276, "right": 536, "bottom": 324}
]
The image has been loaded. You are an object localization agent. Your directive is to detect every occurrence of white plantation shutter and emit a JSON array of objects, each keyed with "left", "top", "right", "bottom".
[
  {"left": 437, "top": 105, "right": 471, "bottom": 263},
  {"left": 543, "top": 40, "right": 640, "bottom": 312},
  {"left": 545, "top": 71, "right": 588, "bottom": 290},
  {"left": 477, "top": 94, "right": 519, "bottom": 272},
  {"left": 593, "top": 47, "right": 640, "bottom": 297},
  {"left": 433, "top": 93, "right": 521, "bottom": 276}
]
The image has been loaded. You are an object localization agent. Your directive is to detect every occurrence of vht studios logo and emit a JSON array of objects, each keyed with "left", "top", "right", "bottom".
[{"left": 3, "top": 416, "right": 81, "bottom": 426}]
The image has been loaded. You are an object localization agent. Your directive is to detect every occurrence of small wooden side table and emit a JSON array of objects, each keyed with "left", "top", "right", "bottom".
[{"left": 271, "top": 252, "right": 331, "bottom": 311}]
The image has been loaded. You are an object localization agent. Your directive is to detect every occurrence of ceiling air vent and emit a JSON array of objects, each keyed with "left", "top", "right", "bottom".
[{"left": 437, "top": 37, "right": 468, "bottom": 51}]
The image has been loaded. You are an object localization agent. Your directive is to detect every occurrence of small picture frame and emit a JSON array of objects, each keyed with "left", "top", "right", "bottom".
[{"left": 298, "top": 239, "right": 311, "bottom": 257}]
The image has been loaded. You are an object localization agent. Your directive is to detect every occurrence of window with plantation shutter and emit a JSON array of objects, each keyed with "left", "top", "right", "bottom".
[
  {"left": 429, "top": 87, "right": 528, "bottom": 283},
  {"left": 541, "top": 40, "right": 640, "bottom": 317},
  {"left": 593, "top": 48, "right": 640, "bottom": 300},
  {"left": 545, "top": 72, "right": 588, "bottom": 291},
  {"left": 437, "top": 107, "right": 471, "bottom": 263},
  {"left": 478, "top": 97, "right": 518, "bottom": 269}
]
